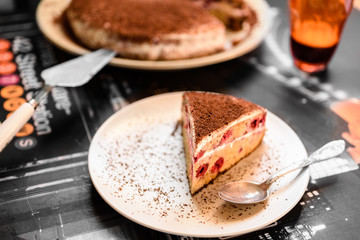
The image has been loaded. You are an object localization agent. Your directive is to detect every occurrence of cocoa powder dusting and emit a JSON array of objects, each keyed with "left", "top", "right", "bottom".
[
  {"left": 183, "top": 91, "right": 265, "bottom": 144},
  {"left": 66, "top": 0, "right": 223, "bottom": 42}
]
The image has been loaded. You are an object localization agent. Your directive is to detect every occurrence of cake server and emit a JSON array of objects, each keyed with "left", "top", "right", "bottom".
[
  {"left": 218, "top": 140, "right": 345, "bottom": 204},
  {"left": 0, "top": 49, "right": 116, "bottom": 152}
]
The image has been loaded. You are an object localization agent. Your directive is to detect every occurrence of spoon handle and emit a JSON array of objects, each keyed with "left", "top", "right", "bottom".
[{"left": 262, "top": 140, "right": 345, "bottom": 187}]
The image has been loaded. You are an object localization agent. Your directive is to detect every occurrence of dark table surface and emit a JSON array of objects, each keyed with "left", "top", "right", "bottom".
[{"left": 1, "top": 0, "right": 360, "bottom": 239}]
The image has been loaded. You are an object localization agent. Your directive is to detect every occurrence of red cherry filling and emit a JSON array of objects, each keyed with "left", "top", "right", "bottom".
[
  {"left": 194, "top": 150, "right": 205, "bottom": 163},
  {"left": 211, "top": 157, "right": 224, "bottom": 173},
  {"left": 219, "top": 129, "right": 232, "bottom": 146},
  {"left": 251, "top": 119, "right": 257, "bottom": 128},
  {"left": 259, "top": 114, "right": 266, "bottom": 126},
  {"left": 251, "top": 114, "right": 266, "bottom": 129},
  {"left": 196, "top": 164, "right": 208, "bottom": 178}
]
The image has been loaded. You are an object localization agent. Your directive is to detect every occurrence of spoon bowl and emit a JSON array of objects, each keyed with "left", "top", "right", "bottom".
[
  {"left": 218, "top": 181, "right": 269, "bottom": 204},
  {"left": 218, "top": 140, "right": 345, "bottom": 204}
]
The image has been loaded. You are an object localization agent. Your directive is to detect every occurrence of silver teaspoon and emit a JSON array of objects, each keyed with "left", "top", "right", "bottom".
[{"left": 218, "top": 140, "right": 346, "bottom": 204}]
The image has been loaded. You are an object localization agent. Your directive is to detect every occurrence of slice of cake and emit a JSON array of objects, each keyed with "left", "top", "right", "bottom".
[
  {"left": 65, "top": 0, "right": 226, "bottom": 60},
  {"left": 181, "top": 92, "right": 266, "bottom": 194}
]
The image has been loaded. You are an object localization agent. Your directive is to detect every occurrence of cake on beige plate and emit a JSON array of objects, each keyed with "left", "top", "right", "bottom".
[
  {"left": 65, "top": 0, "right": 257, "bottom": 60},
  {"left": 65, "top": 0, "right": 226, "bottom": 60},
  {"left": 181, "top": 91, "right": 266, "bottom": 194}
]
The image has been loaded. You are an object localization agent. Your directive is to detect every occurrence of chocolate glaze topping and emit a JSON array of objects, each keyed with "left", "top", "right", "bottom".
[
  {"left": 66, "top": 0, "right": 224, "bottom": 42},
  {"left": 183, "top": 91, "right": 264, "bottom": 144}
]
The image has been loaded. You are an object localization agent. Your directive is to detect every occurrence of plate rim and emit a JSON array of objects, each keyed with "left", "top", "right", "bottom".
[
  {"left": 36, "top": 0, "right": 272, "bottom": 70},
  {"left": 88, "top": 92, "right": 310, "bottom": 238}
]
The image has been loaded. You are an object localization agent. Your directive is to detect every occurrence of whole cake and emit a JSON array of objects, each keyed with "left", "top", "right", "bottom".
[
  {"left": 181, "top": 92, "right": 266, "bottom": 194},
  {"left": 65, "top": 0, "right": 258, "bottom": 60},
  {"left": 65, "top": 0, "right": 226, "bottom": 60}
]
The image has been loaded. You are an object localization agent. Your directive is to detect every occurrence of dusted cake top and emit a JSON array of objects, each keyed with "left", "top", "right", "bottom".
[
  {"left": 66, "top": 0, "right": 224, "bottom": 42},
  {"left": 183, "top": 91, "right": 264, "bottom": 144}
]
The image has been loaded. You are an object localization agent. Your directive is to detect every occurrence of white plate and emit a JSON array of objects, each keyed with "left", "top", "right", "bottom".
[
  {"left": 88, "top": 92, "right": 309, "bottom": 238},
  {"left": 36, "top": 0, "right": 271, "bottom": 70}
]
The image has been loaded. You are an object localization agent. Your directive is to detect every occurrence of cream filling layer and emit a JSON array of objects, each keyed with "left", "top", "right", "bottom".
[
  {"left": 195, "top": 126, "right": 266, "bottom": 163},
  {"left": 192, "top": 110, "right": 265, "bottom": 152}
]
